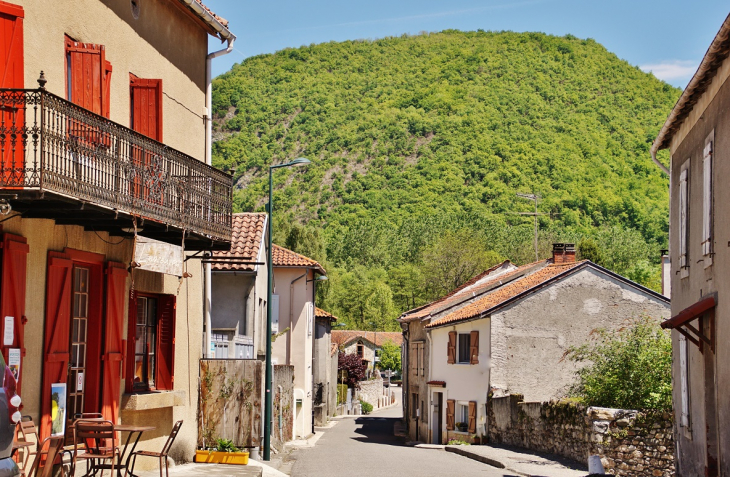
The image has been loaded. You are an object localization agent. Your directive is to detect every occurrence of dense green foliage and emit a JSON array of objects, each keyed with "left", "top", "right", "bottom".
[
  {"left": 359, "top": 400, "right": 373, "bottom": 414},
  {"left": 212, "top": 30, "right": 678, "bottom": 327},
  {"left": 566, "top": 318, "right": 672, "bottom": 411},
  {"left": 378, "top": 340, "right": 402, "bottom": 373}
]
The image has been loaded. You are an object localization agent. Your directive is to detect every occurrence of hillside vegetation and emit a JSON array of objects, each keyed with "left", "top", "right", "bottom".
[{"left": 212, "top": 30, "right": 679, "bottom": 329}]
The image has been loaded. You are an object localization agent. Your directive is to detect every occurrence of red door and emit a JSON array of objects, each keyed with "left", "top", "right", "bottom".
[
  {"left": 0, "top": 233, "right": 28, "bottom": 393},
  {"left": 101, "top": 262, "right": 127, "bottom": 425},
  {"left": 0, "top": 2, "right": 24, "bottom": 186}
]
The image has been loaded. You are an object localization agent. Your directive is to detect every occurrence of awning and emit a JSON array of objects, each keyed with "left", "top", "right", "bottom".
[{"left": 662, "top": 295, "right": 716, "bottom": 352}]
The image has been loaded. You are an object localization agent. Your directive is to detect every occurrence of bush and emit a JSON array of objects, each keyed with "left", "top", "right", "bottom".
[
  {"left": 215, "top": 438, "right": 239, "bottom": 453},
  {"left": 337, "top": 384, "right": 348, "bottom": 404},
  {"left": 446, "top": 439, "right": 470, "bottom": 445},
  {"left": 360, "top": 400, "right": 373, "bottom": 414},
  {"left": 338, "top": 352, "right": 367, "bottom": 388},
  {"left": 566, "top": 317, "right": 671, "bottom": 411}
]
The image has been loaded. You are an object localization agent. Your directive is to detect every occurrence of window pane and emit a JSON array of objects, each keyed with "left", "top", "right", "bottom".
[{"left": 458, "top": 334, "right": 470, "bottom": 363}]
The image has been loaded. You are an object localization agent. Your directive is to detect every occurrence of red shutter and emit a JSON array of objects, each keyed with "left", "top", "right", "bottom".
[
  {"left": 0, "top": 233, "right": 27, "bottom": 393},
  {"left": 102, "top": 60, "right": 112, "bottom": 119},
  {"left": 130, "top": 76, "right": 162, "bottom": 141},
  {"left": 65, "top": 37, "right": 105, "bottom": 115},
  {"left": 446, "top": 399, "right": 455, "bottom": 431},
  {"left": 125, "top": 293, "right": 137, "bottom": 393},
  {"left": 468, "top": 401, "right": 477, "bottom": 434},
  {"left": 470, "top": 330, "right": 479, "bottom": 365},
  {"left": 155, "top": 295, "right": 175, "bottom": 391},
  {"left": 101, "top": 262, "right": 127, "bottom": 425},
  {"left": 447, "top": 331, "right": 456, "bottom": 364},
  {"left": 40, "top": 253, "right": 73, "bottom": 440},
  {"left": 0, "top": 3, "right": 24, "bottom": 185}
]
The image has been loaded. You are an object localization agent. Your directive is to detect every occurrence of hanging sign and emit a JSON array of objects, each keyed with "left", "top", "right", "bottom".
[{"left": 134, "top": 237, "right": 183, "bottom": 276}]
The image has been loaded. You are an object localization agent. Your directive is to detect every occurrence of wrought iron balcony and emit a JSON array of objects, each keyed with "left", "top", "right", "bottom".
[{"left": 0, "top": 88, "right": 232, "bottom": 249}]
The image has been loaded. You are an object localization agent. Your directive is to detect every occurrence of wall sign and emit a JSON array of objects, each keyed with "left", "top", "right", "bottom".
[
  {"left": 134, "top": 237, "right": 183, "bottom": 276},
  {"left": 3, "top": 316, "right": 13, "bottom": 346}
]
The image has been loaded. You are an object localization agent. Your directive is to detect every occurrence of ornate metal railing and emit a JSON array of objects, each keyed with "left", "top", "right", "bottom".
[{"left": 0, "top": 88, "right": 232, "bottom": 242}]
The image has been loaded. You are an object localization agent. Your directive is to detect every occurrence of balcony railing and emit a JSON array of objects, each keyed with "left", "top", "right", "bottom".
[{"left": 0, "top": 88, "right": 232, "bottom": 244}]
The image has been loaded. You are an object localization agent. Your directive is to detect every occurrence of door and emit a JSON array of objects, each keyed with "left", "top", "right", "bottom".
[
  {"left": 67, "top": 266, "right": 90, "bottom": 426},
  {"left": 0, "top": 2, "right": 24, "bottom": 185},
  {"left": 432, "top": 392, "right": 443, "bottom": 444}
]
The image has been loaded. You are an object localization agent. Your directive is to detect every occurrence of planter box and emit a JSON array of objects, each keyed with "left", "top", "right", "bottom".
[{"left": 195, "top": 450, "right": 249, "bottom": 465}]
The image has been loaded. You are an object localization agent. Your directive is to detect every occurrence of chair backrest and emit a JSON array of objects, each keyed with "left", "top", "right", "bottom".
[
  {"left": 18, "top": 418, "right": 38, "bottom": 446},
  {"left": 27, "top": 436, "right": 64, "bottom": 477},
  {"left": 73, "top": 420, "right": 116, "bottom": 455},
  {"left": 160, "top": 420, "right": 183, "bottom": 456}
]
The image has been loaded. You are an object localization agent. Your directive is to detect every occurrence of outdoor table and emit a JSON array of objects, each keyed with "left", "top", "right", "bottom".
[{"left": 115, "top": 424, "right": 156, "bottom": 477}]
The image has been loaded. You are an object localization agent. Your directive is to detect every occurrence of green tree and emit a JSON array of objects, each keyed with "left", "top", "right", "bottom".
[
  {"left": 566, "top": 317, "right": 672, "bottom": 411},
  {"left": 379, "top": 339, "right": 402, "bottom": 373}
]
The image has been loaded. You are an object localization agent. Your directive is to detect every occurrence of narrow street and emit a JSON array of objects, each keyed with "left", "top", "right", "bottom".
[{"left": 291, "top": 387, "right": 516, "bottom": 477}]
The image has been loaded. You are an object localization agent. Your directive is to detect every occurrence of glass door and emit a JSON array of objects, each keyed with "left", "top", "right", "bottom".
[{"left": 67, "top": 266, "right": 89, "bottom": 429}]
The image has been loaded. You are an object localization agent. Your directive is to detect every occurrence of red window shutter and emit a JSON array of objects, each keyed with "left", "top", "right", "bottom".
[
  {"left": 470, "top": 330, "right": 479, "bottom": 365},
  {"left": 468, "top": 401, "right": 477, "bottom": 434},
  {"left": 446, "top": 399, "right": 455, "bottom": 430},
  {"left": 0, "top": 233, "right": 28, "bottom": 393},
  {"left": 130, "top": 76, "right": 162, "bottom": 141},
  {"left": 101, "top": 262, "right": 127, "bottom": 425},
  {"left": 125, "top": 294, "right": 137, "bottom": 393},
  {"left": 0, "top": 4, "right": 24, "bottom": 183},
  {"left": 156, "top": 295, "right": 176, "bottom": 391},
  {"left": 447, "top": 331, "right": 456, "bottom": 364},
  {"left": 65, "top": 37, "right": 105, "bottom": 115},
  {"left": 40, "top": 253, "right": 73, "bottom": 440},
  {"left": 102, "top": 60, "right": 112, "bottom": 119}
]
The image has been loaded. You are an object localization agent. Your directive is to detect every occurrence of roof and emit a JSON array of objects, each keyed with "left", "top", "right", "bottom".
[
  {"left": 212, "top": 213, "right": 267, "bottom": 271},
  {"left": 272, "top": 244, "right": 326, "bottom": 275},
  {"left": 332, "top": 330, "right": 403, "bottom": 348},
  {"left": 176, "top": 0, "right": 234, "bottom": 41},
  {"left": 652, "top": 13, "right": 730, "bottom": 153},
  {"left": 315, "top": 307, "right": 338, "bottom": 321}
]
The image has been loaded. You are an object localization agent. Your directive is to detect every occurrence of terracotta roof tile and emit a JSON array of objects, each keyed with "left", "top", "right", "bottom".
[
  {"left": 212, "top": 213, "right": 267, "bottom": 271},
  {"left": 315, "top": 307, "right": 337, "bottom": 321},
  {"left": 272, "top": 244, "right": 326, "bottom": 275},
  {"left": 331, "top": 330, "right": 403, "bottom": 348},
  {"left": 426, "top": 261, "right": 586, "bottom": 328},
  {"left": 194, "top": 0, "right": 228, "bottom": 27}
]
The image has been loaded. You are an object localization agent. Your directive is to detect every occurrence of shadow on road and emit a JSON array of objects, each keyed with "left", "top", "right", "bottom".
[{"left": 350, "top": 416, "right": 405, "bottom": 447}]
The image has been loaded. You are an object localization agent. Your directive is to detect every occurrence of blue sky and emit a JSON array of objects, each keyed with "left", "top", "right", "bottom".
[{"left": 203, "top": 0, "right": 728, "bottom": 88}]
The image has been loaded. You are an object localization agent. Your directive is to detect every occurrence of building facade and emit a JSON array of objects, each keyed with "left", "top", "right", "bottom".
[{"left": 313, "top": 307, "right": 337, "bottom": 426}]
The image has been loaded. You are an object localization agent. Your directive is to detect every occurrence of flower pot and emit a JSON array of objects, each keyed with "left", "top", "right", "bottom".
[{"left": 195, "top": 450, "right": 249, "bottom": 465}]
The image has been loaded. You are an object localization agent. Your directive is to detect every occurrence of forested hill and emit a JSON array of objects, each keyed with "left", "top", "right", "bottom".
[{"left": 211, "top": 30, "right": 680, "bottom": 327}]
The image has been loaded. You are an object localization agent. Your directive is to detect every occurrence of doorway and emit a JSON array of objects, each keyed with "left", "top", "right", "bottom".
[{"left": 432, "top": 392, "right": 443, "bottom": 444}]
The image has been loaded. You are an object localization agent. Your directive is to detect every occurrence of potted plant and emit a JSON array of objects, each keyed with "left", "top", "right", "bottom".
[
  {"left": 195, "top": 438, "right": 250, "bottom": 465},
  {"left": 455, "top": 422, "right": 468, "bottom": 432}
]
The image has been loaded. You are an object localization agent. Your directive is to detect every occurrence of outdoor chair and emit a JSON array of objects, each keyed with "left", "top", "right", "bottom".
[
  {"left": 17, "top": 416, "right": 39, "bottom": 474},
  {"left": 71, "top": 420, "right": 120, "bottom": 477},
  {"left": 23, "top": 435, "right": 65, "bottom": 477},
  {"left": 126, "top": 420, "right": 183, "bottom": 477}
]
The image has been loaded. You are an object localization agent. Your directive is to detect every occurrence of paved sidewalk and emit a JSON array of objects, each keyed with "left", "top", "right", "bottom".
[
  {"left": 133, "top": 458, "right": 288, "bottom": 477},
  {"left": 444, "top": 444, "right": 587, "bottom": 477}
]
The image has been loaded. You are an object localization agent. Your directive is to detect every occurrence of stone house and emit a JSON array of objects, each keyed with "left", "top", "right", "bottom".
[
  {"left": 211, "top": 213, "right": 268, "bottom": 359},
  {"left": 313, "top": 307, "right": 338, "bottom": 426},
  {"left": 652, "top": 12, "right": 730, "bottom": 476},
  {"left": 0, "top": 0, "right": 234, "bottom": 467},
  {"left": 403, "top": 245, "right": 670, "bottom": 445},
  {"left": 331, "top": 330, "right": 404, "bottom": 374},
  {"left": 271, "top": 245, "right": 326, "bottom": 439}
]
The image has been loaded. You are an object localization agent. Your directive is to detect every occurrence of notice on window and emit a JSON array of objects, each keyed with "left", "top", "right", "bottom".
[
  {"left": 8, "top": 348, "right": 20, "bottom": 381},
  {"left": 77, "top": 372, "right": 84, "bottom": 392},
  {"left": 3, "top": 316, "right": 13, "bottom": 346}
]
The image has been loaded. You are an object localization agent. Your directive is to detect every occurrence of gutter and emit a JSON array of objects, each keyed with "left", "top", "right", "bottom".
[
  {"left": 179, "top": 0, "right": 235, "bottom": 42},
  {"left": 650, "top": 149, "right": 670, "bottom": 176}
]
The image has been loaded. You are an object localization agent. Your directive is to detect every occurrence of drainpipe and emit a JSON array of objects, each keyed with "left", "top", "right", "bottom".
[{"left": 650, "top": 148, "right": 670, "bottom": 176}]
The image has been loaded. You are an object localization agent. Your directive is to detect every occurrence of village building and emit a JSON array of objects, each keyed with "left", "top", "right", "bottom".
[
  {"left": 0, "top": 0, "right": 234, "bottom": 467},
  {"left": 313, "top": 307, "right": 338, "bottom": 426},
  {"left": 402, "top": 244, "right": 669, "bottom": 445},
  {"left": 652, "top": 12, "right": 730, "bottom": 476},
  {"left": 331, "top": 330, "right": 404, "bottom": 374},
  {"left": 270, "top": 245, "right": 326, "bottom": 439}
]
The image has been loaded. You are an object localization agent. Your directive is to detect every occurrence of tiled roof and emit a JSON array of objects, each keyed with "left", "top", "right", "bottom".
[
  {"left": 194, "top": 0, "right": 228, "bottom": 27},
  {"left": 332, "top": 330, "right": 403, "bottom": 348},
  {"left": 426, "top": 261, "right": 586, "bottom": 328},
  {"left": 315, "top": 307, "right": 337, "bottom": 321},
  {"left": 272, "top": 244, "right": 326, "bottom": 275},
  {"left": 212, "top": 213, "right": 266, "bottom": 271}
]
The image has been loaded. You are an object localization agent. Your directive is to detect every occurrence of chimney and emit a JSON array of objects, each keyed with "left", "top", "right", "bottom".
[{"left": 552, "top": 243, "right": 576, "bottom": 264}]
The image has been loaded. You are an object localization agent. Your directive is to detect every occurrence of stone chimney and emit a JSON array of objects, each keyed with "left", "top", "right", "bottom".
[{"left": 552, "top": 243, "right": 576, "bottom": 264}]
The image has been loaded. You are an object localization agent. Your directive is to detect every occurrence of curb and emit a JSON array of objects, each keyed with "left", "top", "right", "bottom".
[{"left": 445, "top": 446, "right": 507, "bottom": 470}]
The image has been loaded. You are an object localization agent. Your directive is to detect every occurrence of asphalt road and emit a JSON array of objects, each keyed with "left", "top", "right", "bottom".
[{"left": 291, "top": 387, "right": 518, "bottom": 477}]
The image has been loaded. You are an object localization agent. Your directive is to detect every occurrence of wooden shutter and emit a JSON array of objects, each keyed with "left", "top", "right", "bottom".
[
  {"left": 679, "top": 334, "right": 690, "bottom": 427},
  {"left": 469, "top": 330, "right": 479, "bottom": 365},
  {"left": 0, "top": 3, "right": 25, "bottom": 183},
  {"left": 156, "top": 295, "right": 176, "bottom": 391},
  {"left": 101, "top": 262, "right": 127, "bottom": 425},
  {"left": 468, "top": 401, "right": 477, "bottom": 433},
  {"left": 447, "top": 331, "right": 456, "bottom": 364},
  {"left": 125, "top": 293, "right": 137, "bottom": 393},
  {"left": 446, "top": 399, "right": 455, "bottom": 430},
  {"left": 130, "top": 76, "right": 163, "bottom": 141},
  {"left": 702, "top": 141, "right": 713, "bottom": 256},
  {"left": 66, "top": 37, "right": 106, "bottom": 115},
  {"left": 40, "top": 253, "right": 73, "bottom": 440},
  {"left": 679, "top": 167, "right": 688, "bottom": 269},
  {"left": 0, "top": 233, "right": 28, "bottom": 393},
  {"left": 102, "top": 60, "right": 112, "bottom": 119}
]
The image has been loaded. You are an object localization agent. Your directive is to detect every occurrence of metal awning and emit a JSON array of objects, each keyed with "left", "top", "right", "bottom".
[{"left": 661, "top": 294, "right": 716, "bottom": 352}]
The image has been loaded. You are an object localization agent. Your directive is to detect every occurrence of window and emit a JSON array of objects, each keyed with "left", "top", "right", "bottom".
[
  {"left": 126, "top": 293, "right": 175, "bottom": 392},
  {"left": 702, "top": 136, "right": 713, "bottom": 264},
  {"left": 457, "top": 333, "right": 471, "bottom": 363},
  {"left": 458, "top": 403, "right": 469, "bottom": 428},
  {"left": 679, "top": 162, "right": 689, "bottom": 276},
  {"left": 357, "top": 341, "right": 364, "bottom": 358},
  {"left": 417, "top": 342, "right": 424, "bottom": 376}
]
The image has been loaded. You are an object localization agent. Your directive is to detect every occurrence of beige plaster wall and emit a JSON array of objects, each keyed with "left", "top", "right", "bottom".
[
  {"left": 15, "top": 0, "right": 208, "bottom": 160},
  {"left": 271, "top": 266, "right": 314, "bottom": 439}
]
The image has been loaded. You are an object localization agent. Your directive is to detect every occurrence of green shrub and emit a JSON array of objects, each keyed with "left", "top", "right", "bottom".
[
  {"left": 337, "top": 384, "right": 348, "bottom": 404},
  {"left": 215, "top": 438, "right": 239, "bottom": 453},
  {"left": 360, "top": 400, "right": 373, "bottom": 414},
  {"left": 446, "top": 439, "right": 470, "bottom": 445}
]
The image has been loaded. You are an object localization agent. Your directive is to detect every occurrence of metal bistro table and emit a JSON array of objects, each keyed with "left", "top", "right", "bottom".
[{"left": 115, "top": 424, "right": 155, "bottom": 476}]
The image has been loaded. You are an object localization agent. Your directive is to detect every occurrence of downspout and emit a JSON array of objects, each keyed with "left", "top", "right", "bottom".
[{"left": 650, "top": 147, "right": 670, "bottom": 176}]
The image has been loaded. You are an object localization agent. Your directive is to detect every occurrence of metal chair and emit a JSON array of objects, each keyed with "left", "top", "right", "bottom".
[
  {"left": 24, "top": 435, "right": 65, "bottom": 477},
  {"left": 126, "top": 420, "right": 182, "bottom": 477},
  {"left": 72, "top": 420, "right": 120, "bottom": 477}
]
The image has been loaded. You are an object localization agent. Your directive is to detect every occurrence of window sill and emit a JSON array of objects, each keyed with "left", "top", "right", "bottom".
[{"left": 121, "top": 390, "right": 186, "bottom": 411}]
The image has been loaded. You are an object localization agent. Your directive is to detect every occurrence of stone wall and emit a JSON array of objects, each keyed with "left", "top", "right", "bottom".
[
  {"left": 272, "top": 365, "right": 294, "bottom": 450},
  {"left": 488, "top": 394, "right": 675, "bottom": 476},
  {"left": 357, "top": 376, "right": 384, "bottom": 408}
]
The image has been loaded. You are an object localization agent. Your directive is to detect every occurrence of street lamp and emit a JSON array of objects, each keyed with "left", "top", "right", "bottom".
[{"left": 264, "top": 157, "right": 310, "bottom": 461}]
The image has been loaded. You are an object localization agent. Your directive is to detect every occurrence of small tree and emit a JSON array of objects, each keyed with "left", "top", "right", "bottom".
[
  {"left": 338, "top": 352, "right": 367, "bottom": 388},
  {"left": 566, "top": 317, "right": 671, "bottom": 411},
  {"left": 378, "top": 340, "right": 401, "bottom": 374}
]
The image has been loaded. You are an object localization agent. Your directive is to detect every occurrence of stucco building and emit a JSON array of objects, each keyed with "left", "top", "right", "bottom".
[
  {"left": 402, "top": 245, "right": 669, "bottom": 445},
  {"left": 313, "top": 307, "right": 338, "bottom": 426},
  {"left": 331, "top": 330, "right": 403, "bottom": 374},
  {"left": 652, "top": 13, "right": 730, "bottom": 476},
  {"left": 0, "top": 0, "right": 234, "bottom": 467}
]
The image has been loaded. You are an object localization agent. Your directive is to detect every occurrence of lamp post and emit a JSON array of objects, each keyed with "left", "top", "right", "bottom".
[{"left": 264, "top": 157, "right": 310, "bottom": 461}]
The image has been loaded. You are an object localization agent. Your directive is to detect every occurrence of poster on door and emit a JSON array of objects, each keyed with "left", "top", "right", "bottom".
[
  {"left": 7, "top": 349, "right": 20, "bottom": 381},
  {"left": 50, "top": 383, "right": 67, "bottom": 437}
]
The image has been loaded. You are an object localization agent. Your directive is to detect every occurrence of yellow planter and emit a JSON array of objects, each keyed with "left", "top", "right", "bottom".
[{"left": 195, "top": 450, "right": 249, "bottom": 465}]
